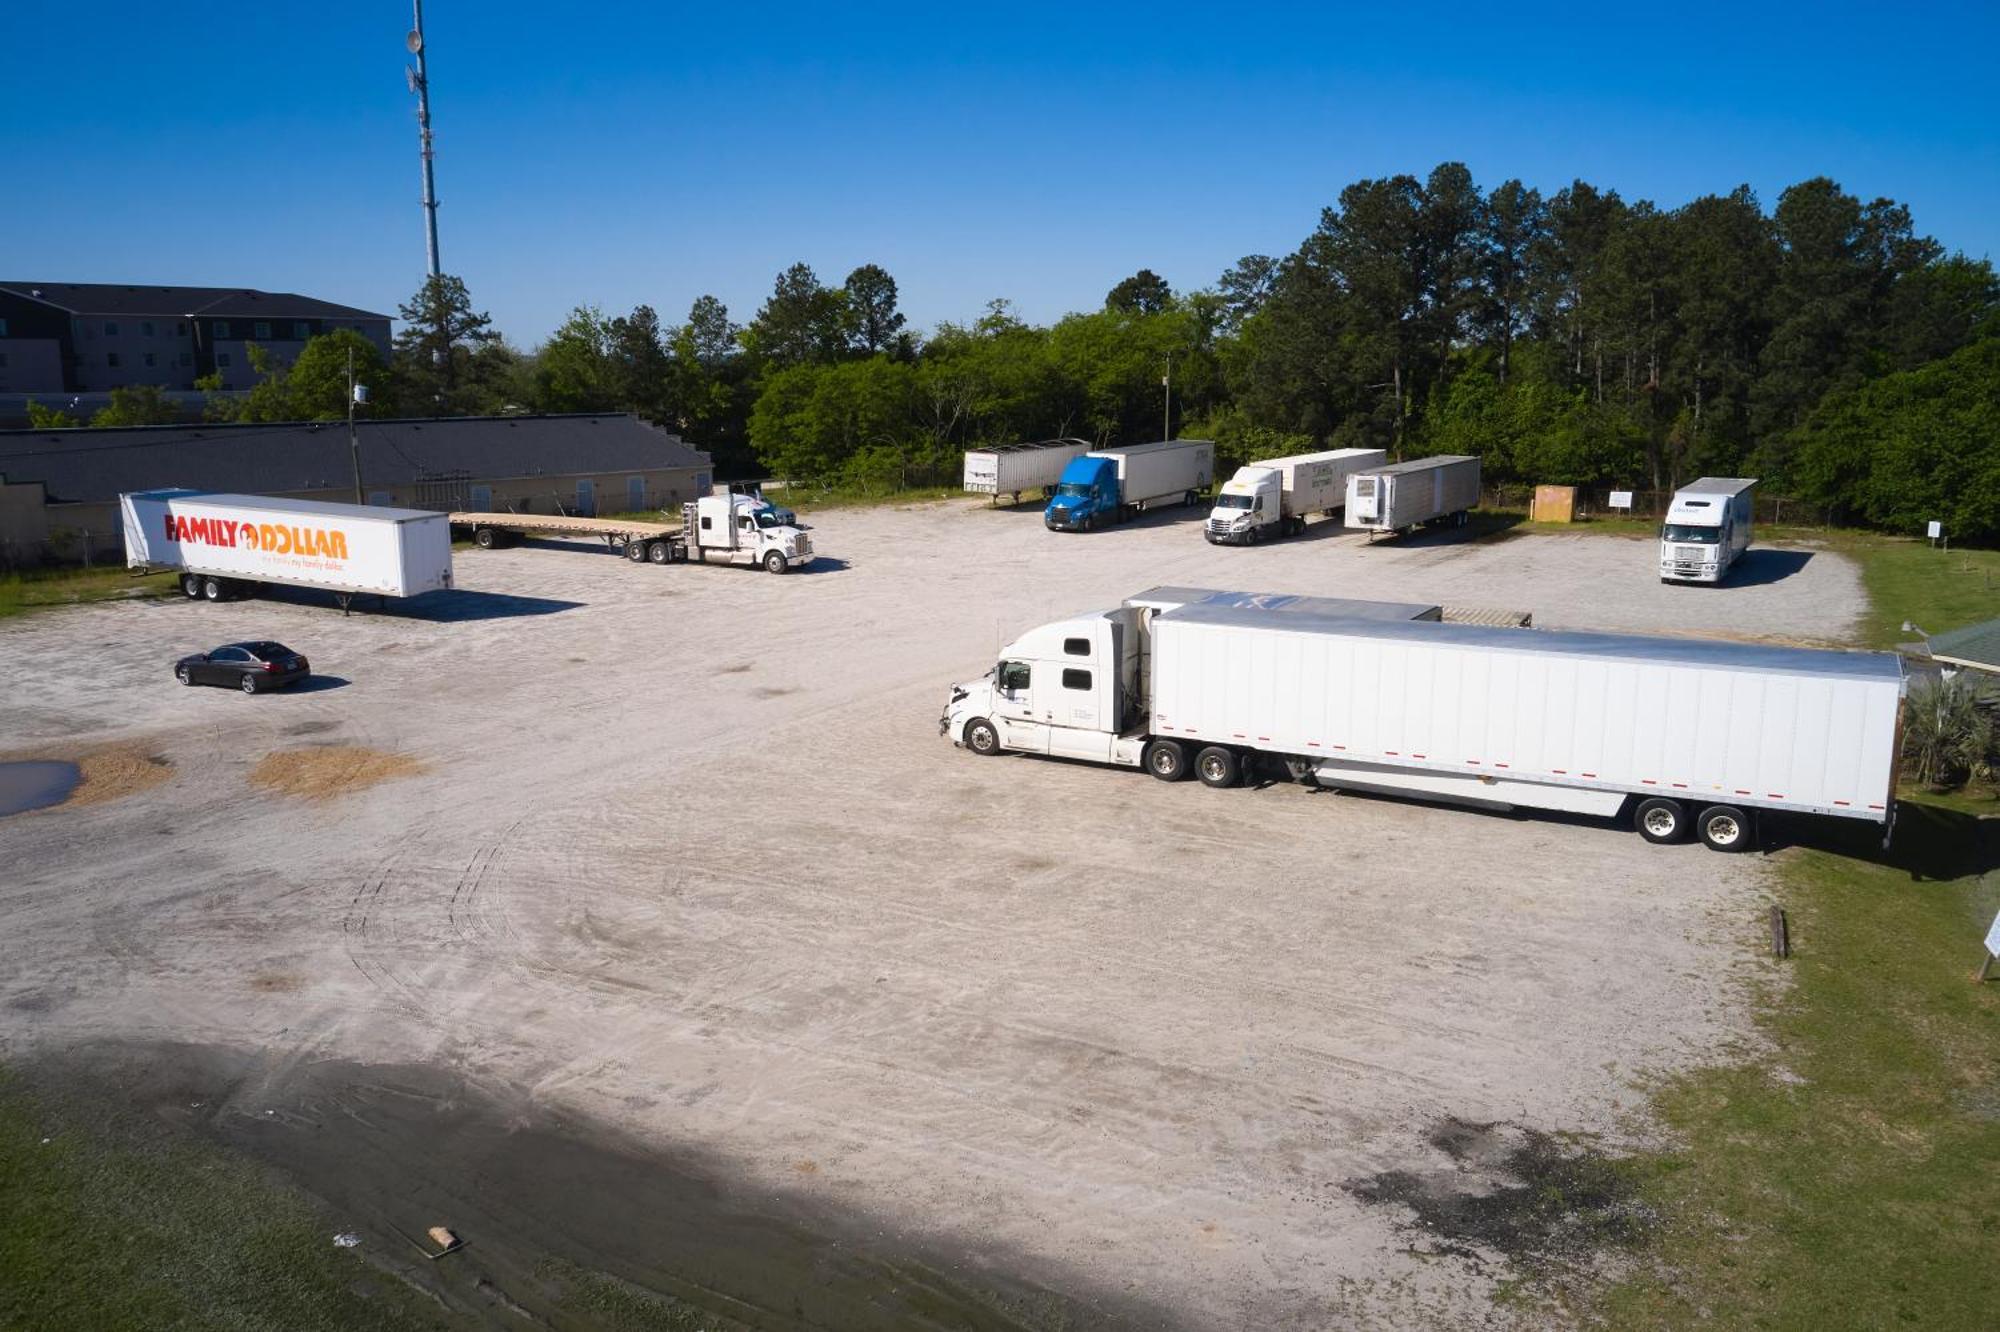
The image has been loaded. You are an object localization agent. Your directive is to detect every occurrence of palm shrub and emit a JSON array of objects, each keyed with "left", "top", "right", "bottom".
[{"left": 1902, "top": 674, "right": 1993, "bottom": 789}]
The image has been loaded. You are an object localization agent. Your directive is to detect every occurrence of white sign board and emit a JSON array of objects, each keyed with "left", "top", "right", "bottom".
[
  {"left": 1928, "top": 520, "right": 1943, "bottom": 539},
  {"left": 1609, "top": 491, "right": 1634, "bottom": 510},
  {"left": 1986, "top": 908, "right": 2000, "bottom": 958}
]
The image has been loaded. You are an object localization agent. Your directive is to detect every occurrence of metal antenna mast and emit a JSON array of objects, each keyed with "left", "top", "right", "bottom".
[{"left": 407, "top": 0, "right": 441, "bottom": 278}]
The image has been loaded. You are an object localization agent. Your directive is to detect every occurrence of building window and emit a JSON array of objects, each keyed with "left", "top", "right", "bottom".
[
  {"left": 216, "top": 352, "right": 232, "bottom": 368},
  {"left": 214, "top": 320, "right": 231, "bottom": 338},
  {"left": 107, "top": 352, "right": 121, "bottom": 368},
  {"left": 0, "top": 317, "right": 9, "bottom": 336},
  {"left": 293, "top": 321, "right": 310, "bottom": 339},
  {"left": 143, "top": 352, "right": 156, "bottom": 367},
  {"left": 140, "top": 320, "right": 155, "bottom": 337},
  {"left": 179, "top": 352, "right": 192, "bottom": 367},
  {"left": 105, "top": 320, "right": 120, "bottom": 336},
  {"left": 1062, "top": 668, "right": 1093, "bottom": 690},
  {"left": 254, "top": 321, "right": 271, "bottom": 340}
]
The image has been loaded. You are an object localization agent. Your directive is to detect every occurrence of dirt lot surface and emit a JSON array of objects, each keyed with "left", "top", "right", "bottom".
[{"left": 0, "top": 504, "right": 1868, "bottom": 1327}]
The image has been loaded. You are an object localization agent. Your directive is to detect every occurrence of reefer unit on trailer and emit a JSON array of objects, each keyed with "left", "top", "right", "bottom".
[
  {"left": 1344, "top": 455, "right": 1482, "bottom": 537},
  {"left": 122, "top": 490, "right": 454, "bottom": 605},
  {"left": 940, "top": 596, "right": 1904, "bottom": 852},
  {"left": 1044, "top": 439, "right": 1214, "bottom": 531},
  {"left": 1206, "top": 448, "right": 1387, "bottom": 544},
  {"left": 963, "top": 439, "right": 1093, "bottom": 501},
  {"left": 1660, "top": 477, "right": 1757, "bottom": 584}
]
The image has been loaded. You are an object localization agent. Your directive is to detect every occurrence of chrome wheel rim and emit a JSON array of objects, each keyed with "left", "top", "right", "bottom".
[{"left": 1643, "top": 808, "right": 1678, "bottom": 838}]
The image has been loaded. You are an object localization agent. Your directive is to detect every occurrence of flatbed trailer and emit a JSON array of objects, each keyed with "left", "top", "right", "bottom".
[
  {"left": 450, "top": 511, "right": 681, "bottom": 555},
  {"left": 450, "top": 493, "right": 816, "bottom": 573}
]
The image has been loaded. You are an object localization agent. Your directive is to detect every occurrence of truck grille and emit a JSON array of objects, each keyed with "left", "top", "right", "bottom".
[
  {"left": 1674, "top": 546, "right": 1708, "bottom": 562},
  {"left": 1207, "top": 519, "right": 1230, "bottom": 534},
  {"left": 796, "top": 536, "right": 812, "bottom": 557}
]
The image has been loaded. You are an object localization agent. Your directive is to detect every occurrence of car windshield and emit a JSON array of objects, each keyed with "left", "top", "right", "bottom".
[
  {"left": 1056, "top": 482, "right": 1092, "bottom": 498},
  {"left": 1215, "top": 494, "right": 1253, "bottom": 510},
  {"left": 1662, "top": 523, "right": 1720, "bottom": 543}
]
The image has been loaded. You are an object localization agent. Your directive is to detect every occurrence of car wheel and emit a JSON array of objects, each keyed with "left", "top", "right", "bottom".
[
  {"left": 964, "top": 719, "right": 1000, "bottom": 756},
  {"left": 649, "top": 541, "right": 672, "bottom": 564},
  {"left": 1195, "top": 745, "right": 1240, "bottom": 789},
  {"left": 175, "top": 664, "right": 193, "bottom": 686},
  {"left": 239, "top": 674, "right": 260, "bottom": 695},
  {"left": 1144, "top": 739, "right": 1189, "bottom": 782},
  {"left": 1633, "top": 797, "right": 1687, "bottom": 845},
  {"left": 763, "top": 550, "right": 788, "bottom": 574},
  {"left": 1698, "top": 805, "right": 1750, "bottom": 852},
  {"left": 181, "top": 573, "right": 203, "bottom": 599},
  {"left": 202, "top": 577, "right": 225, "bottom": 601}
]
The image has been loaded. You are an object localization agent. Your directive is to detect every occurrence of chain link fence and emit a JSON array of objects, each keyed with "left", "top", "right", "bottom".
[{"left": 1480, "top": 484, "right": 1830, "bottom": 527}]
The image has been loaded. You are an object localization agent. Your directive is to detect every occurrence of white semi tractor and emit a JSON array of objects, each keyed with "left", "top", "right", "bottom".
[
  {"left": 963, "top": 439, "right": 1093, "bottom": 503},
  {"left": 452, "top": 492, "right": 814, "bottom": 574},
  {"left": 1344, "top": 455, "right": 1482, "bottom": 538},
  {"left": 1205, "top": 448, "right": 1386, "bottom": 544},
  {"left": 940, "top": 592, "right": 1903, "bottom": 851},
  {"left": 122, "top": 490, "right": 454, "bottom": 609},
  {"left": 1660, "top": 478, "right": 1757, "bottom": 583}
]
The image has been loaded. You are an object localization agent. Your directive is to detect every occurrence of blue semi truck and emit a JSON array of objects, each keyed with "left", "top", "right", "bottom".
[{"left": 1044, "top": 439, "right": 1215, "bottom": 531}]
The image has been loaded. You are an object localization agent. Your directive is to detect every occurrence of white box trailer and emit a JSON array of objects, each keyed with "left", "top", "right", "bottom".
[
  {"left": 1098, "top": 438, "right": 1214, "bottom": 509},
  {"left": 122, "top": 490, "right": 454, "bottom": 607},
  {"left": 1206, "top": 448, "right": 1386, "bottom": 544},
  {"left": 963, "top": 438, "right": 1093, "bottom": 501},
  {"left": 1344, "top": 455, "right": 1482, "bottom": 537},
  {"left": 941, "top": 596, "right": 1904, "bottom": 852},
  {"left": 1661, "top": 477, "right": 1757, "bottom": 583}
]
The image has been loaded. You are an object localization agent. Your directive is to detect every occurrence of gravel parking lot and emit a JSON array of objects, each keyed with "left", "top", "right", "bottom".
[{"left": 0, "top": 503, "right": 1868, "bottom": 1327}]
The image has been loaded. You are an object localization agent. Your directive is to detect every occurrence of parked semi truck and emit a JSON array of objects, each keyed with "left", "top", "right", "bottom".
[
  {"left": 452, "top": 492, "right": 814, "bottom": 574},
  {"left": 1344, "top": 455, "right": 1482, "bottom": 538},
  {"left": 1206, "top": 448, "right": 1386, "bottom": 544},
  {"left": 122, "top": 490, "right": 454, "bottom": 609},
  {"left": 1044, "top": 439, "right": 1214, "bottom": 531},
  {"left": 1660, "top": 478, "right": 1756, "bottom": 584},
  {"left": 964, "top": 439, "right": 1093, "bottom": 503},
  {"left": 940, "top": 593, "right": 1903, "bottom": 852}
]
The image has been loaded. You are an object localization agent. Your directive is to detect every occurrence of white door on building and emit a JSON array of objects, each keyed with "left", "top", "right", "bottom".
[
  {"left": 627, "top": 476, "right": 646, "bottom": 511},
  {"left": 470, "top": 484, "right": 492, "bottom": 511},
  {"left": 574, "top": 478, "right": 595, "bottom": 515}
]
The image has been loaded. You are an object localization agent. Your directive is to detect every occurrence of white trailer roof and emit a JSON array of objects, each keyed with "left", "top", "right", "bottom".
[
  {"left": 967, "top": 437, "right": 1091, "bottom": 455},
  {"left": 1089, "top": 438, "right": 1214, "bottom": 458},
  {"left": 1159, "top": 603, "right": 1903, "bottom": 684},
  {"left": 1677, "top": 477, "right": 1758, "bottom": 497},
  {"left": 1125, "top": 586, "right": 1441, "bottom": 620},
  {"left": 126, "top": 489, "right": 445, "bottom": 524},
  {"left": 1357, "top": 454, "right": 1478, "bottom": 477}
]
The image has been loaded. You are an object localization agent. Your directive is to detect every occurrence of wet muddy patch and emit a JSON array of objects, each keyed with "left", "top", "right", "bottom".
[
  {"left": 0, "top": 746, "right": 173, "bottom": 812},
  {"left": 0, "top": 760, "right": 80, "bottom": 816},
  {"left": 1345, "top": 1117, "right": 1654, "bottom": 1280},
  {"left": 248, "top": 746, "right": 425, "bottom": 800}
]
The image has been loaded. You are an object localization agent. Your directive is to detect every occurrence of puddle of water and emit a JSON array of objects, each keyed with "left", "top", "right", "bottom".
[{"left": 0, "top": 761, "right": 83, "bottom": 816}]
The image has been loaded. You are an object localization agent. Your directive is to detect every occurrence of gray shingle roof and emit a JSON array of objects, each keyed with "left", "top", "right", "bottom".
[
  {"left": 1927, "top": 617, "right": 2000, "bottom": 673},
  {"left": 0, "top": 282, "right": 388, "bottom": 321},
  {"left": 0, "top": 415, "right": 710, "bottom": 504}
]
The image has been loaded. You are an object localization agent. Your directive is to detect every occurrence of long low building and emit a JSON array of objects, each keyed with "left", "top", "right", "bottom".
[{"left": 0, "top": 413, "right": 713, "bottom": 565}]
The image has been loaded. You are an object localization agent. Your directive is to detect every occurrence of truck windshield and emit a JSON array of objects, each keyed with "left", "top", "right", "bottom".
[
  {"left": 1214, "top": 494, "right": 1253, "bottom": 510},
  {"left": 752, "top": 510, "right": 791, "bottom": 529},
  {"left": 1056, "top": 483, "right": 1093, "bottom": 498},
  {"left": 1662, "top": 523, "right": 1720, "bottom": 543}
]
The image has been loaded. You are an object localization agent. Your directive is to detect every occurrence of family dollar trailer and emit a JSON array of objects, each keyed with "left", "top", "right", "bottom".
[
  {"left": 1660, "top": 478, "right": 1757, "bottom": 584},
  {"left": 121, "top": 490, "right": 453, "bottom": 609},
  {"left": 1044, "top": 439, "right": 1214, "bottom": 531},
  {"left": 1205, "top": 448, "right": 1386, "bottom": 545},
  {"left": 964, "top": 439, "right": 1093, "bottom": 503},
  {"left": 1344, "top": 455, "right": 1482, "bottom": 539},
  {"left": 452, "top": 492, "right": 815, "bottom": 574},
  {"left": 940, "top": 594, "right": 1904, "bottom": 852}
]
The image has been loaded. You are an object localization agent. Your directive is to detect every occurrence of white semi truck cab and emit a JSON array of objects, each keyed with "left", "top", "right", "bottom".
[
  {"left": 1659, "top": 478, "right": 1755, "bottom": 584},
  {"left": 683, "top": 493, "right": 815, "bottom": 573}
]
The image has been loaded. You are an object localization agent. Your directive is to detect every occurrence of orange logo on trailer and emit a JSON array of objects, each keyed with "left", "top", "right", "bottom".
[{"left": 167, "top": 513, "right": 349, "bottom": 560}]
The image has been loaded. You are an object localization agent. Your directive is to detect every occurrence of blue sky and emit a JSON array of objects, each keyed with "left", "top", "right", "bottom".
[{"left": 4, "top": 3, "right": 1995, "bottom": 345}]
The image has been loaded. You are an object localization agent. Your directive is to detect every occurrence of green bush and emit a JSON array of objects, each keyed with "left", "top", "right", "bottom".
[{"left": 1902, "top": 674, "right": 1993, "bottom": 789}]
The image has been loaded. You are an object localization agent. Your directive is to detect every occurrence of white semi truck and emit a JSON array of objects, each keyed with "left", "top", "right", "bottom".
[
  {"left": 1205, "top": 448, "right": 1386, "bottom": 544},
  {"left": 1660, "top": 478, "right": 1757, "bottom": 583},
  {"left": 963, "top": 439, "right": 1093, "bottom": 503},
  {"left": 940, "top": 593, "right": 1903, "bottom": 852},
  {"left": 452, "top": 492, "right": 814, "bottom": 574},
  {"left": 1344, "top": 455, "right": 1482, "bottom": 538},
  {"left": 122, "top": 490, "right": 454, "bottom": 609}
]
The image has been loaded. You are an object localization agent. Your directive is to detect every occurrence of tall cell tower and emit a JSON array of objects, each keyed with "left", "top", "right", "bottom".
[{"left": 406, "top": 0, "right": 442, "bottom": 278}]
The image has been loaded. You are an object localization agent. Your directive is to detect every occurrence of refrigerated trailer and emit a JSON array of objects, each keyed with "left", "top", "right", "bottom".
[
  {"left": 1344, "top": 455, "right": 1482, "bottom": 538},
  {"left": 122, "top": 490, "right": 454, "bottom": 609},
  {"left": 1205, "top": 449, "right": 1386, "bottom": 544},
  {"left": 1044, "top": 439, "right": 1214, "bottom": 531},
  {"left": 1660, "top": 478, "right": 1756, "bottom": 583},
  {"left": 964, "top": 439, "right": 1093, "bottom": 503},
  {"left": 940, "top": 595, "right": 1904, "bottom": 851}
]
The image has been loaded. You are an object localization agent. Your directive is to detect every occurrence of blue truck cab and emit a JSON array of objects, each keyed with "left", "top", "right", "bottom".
[{"left": 1044, "top": 456, "right": 1119, "bottom": 531}]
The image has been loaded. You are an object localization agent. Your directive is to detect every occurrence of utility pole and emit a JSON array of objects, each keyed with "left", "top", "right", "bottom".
[
  {"left": 407, "top": 0, "right": 441, "bottom": 279},
  {"left": 1162, "top": 355, "right": 1172, "bottom": 441},
  {"left": 347, "top": 347, "right": 367, "bottom": 503}
]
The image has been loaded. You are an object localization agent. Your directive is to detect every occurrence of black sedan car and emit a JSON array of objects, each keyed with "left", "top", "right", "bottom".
[{"left": 174, "top": 641, "right": 311, "bottom": 694}]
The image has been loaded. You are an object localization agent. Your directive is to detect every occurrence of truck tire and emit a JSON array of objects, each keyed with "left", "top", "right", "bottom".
[
  {"left": 964, "top": 719, "right": 1000, "bottom": 756},
  {"left": 1194, "top": 745, "right": 1240, "bottom": 789},
  {"left": 648, "top": 540, "right": 672, "bottom": 564},
  {"left": 624, "top": 539, "right": 649, "bottom": 562},
  {"left": 202, "top": 576, "right": 226, "bottom": 601},
  {"left": 474, "top": 527, "right": 499, "bottom": 549},
  {"left": 1634, "top": 797, "right": 1688, "bottom": 845},
  {"left": 1143, "top": 739, "right": 1189, "bottom": 782},
  {"left": 181, "top": 573, "right": 203, "bottom": 599},
  {"left": 1698, "top": 805, "right": 1751, "bottom": 852},
  {"left": 763, "top": 550, "right": 788, "bottom": 574}
]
